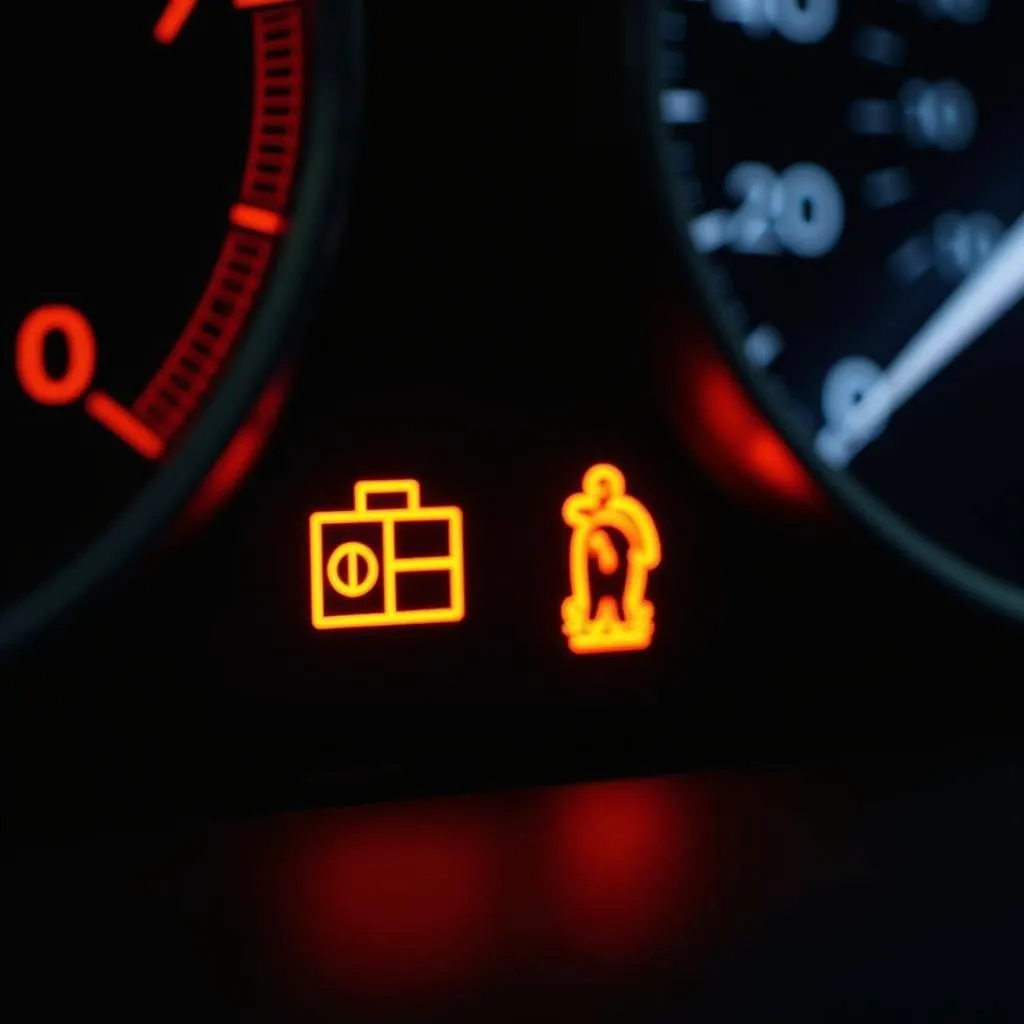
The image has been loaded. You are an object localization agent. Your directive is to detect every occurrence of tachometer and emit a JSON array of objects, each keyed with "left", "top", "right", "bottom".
[
  {"left": 0, "top": 0, "right": 359, "bottom": 652},
  {"left": 648, "top": 0, "right": 1024, "bottom": 615}
]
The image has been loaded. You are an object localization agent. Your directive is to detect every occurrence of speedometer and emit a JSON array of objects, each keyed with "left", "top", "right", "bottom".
[
  {"left": 0, "top": 0, "right": 359, "bottom": 653},
  {"left": 647, "top": 0, "right": 1024, "bottom": 615}
]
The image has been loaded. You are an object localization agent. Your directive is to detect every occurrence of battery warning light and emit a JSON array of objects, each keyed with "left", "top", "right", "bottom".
[
  {"left": 309, "top": 479, "right": 465, "bottom": 630},
  {"left": 561, "top": 463, "right": 661, "bottom": 654}
]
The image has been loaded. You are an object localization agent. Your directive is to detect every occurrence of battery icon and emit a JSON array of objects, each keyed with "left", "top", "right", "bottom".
[{"left": 309, "top": 478, "right": 465, "bottom": 631}]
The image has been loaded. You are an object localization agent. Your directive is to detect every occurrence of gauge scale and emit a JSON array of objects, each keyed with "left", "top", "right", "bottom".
[
  {"left": 649, "top": 0, "right": 1024, "bottom": 615},
  {"left": 0, "top": 0, "right": 360, "bottom": 651}
]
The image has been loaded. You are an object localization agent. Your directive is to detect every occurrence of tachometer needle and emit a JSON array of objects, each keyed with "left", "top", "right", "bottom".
[{"left": 817, "top": 211, "right": 1024, "bottom": 467}]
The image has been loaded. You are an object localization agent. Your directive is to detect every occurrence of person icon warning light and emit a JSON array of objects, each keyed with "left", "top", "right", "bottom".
[{"left": 561, "top": 463, "right": 662, "bottom": 654}]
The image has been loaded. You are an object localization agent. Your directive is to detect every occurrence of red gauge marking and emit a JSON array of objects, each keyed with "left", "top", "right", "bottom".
[
  {"left": 131, "top": 5, "right": 303, "bottom": 449},
  {"left": 131, "top": 229, "right": 275, "bottom": 441},
  {"left": 130, "top": 4, "right": 301, "bottom": 452},
  {"left": 13, "top": 3, "right": 304, "bottom": 474},
  {"left": 153, "top": 0, "right": 199, "bottom": 44},
  {"left": 85, "top": 392, "right": 165, "bottom": 460},
  {"left": 238, "top": 7, "right": 303, "bottom": 214},
  {"left": 16, "top": 306, "right": 97, "bottom": 406},
  {"left": 230, "top": 202, "right": 288, "bottom": 236}
]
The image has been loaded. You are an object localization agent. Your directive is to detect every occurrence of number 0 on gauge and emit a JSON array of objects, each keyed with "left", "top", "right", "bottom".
[{"left": 0, "top": 1, "right": 361, "bottom": 652}]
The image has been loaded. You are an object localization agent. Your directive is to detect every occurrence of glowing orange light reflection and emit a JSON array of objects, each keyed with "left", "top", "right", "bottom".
[
  {"left": 677, "top": 335, "right": 826, "bottom": 514},
  {"left": 263, "top": 803, "right": 501, "bottom": 1002},
  {"left": 216, "top": 774, "right": 859, "bottom": 1014},
  {"left": 181, "top": 370, "right": 291, "bottom": 529},
  {"left": 546, "top": 779, "right": 687, "bottom": 964}
]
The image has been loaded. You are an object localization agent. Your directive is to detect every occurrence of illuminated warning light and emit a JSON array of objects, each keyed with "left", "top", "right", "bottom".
[
  {"left": 561, "top": 464, "right": 661, "bottom": 654},
  {"left": 309, "top": 479, "right": 465, "bottom": 630}
]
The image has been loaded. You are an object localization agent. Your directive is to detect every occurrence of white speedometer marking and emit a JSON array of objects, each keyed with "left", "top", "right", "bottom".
[
  {"left": 816, "top": 212, "right": 1024, "bottom": 466},
  {"left": 863, "top": 166, "right": 913, "bottom": 209},
  {"left": 900, "top": 78, "right": 978, "bottom": 151},
  {"left": 689, "top": 163, "right": 845, "bottom": 257},
  {"left": 745, "top": 325, "right": 783, "bottom": 367},
  {"left": 689, "top": 210, "right": 729, "bottom": 252},
  {"left": 662, "top": 10, "right": 686, "bottom": 40},
  {"left": 850, "top": 98, "right": 899, "bottom": 135},
  {"left": 853, "top": 25, "right": 907, "bottom": 67},
  {"left": 887, "top": 234, "right": 932, "bottom": 283},
  {"left": 661, "top": 88, "right": 708, "bottom": 124}
]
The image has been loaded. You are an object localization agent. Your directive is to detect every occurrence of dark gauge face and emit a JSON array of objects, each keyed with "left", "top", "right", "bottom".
[
  {"left": 650, "top": 0, "right": 1024, "bottom": 614},
  {"left": 0, "top": 0, "right": 359, "bottom": 651}
]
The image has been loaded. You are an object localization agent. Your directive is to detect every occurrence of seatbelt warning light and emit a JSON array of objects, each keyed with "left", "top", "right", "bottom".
[{"left": 309, "top": 479, "right": 465, "bottom": 631}]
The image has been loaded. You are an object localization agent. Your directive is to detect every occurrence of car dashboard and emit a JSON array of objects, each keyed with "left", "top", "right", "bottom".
[{"left": 3, "top": 1, "right": 1022, "bottom": 1020}]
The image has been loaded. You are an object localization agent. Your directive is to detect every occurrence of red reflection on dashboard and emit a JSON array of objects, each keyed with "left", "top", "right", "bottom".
[
  {"left": 676, "top": 334, "right": 827, "bottom": 514},
  {"left": 181, "top": 368, "right": 291, "bottom": 530},
  {"left": 262, "top": 801, "right": 501, "bottom": 1003},
  {"left": 544, "top": 779, "right": 694, "bottom": 964},
  {"left": 212, "top": 774, "right": 859, "bottom": 1018}
]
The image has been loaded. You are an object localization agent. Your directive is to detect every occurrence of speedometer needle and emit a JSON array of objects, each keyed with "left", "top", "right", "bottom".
[{"left": 818, "top": 211, "right": 1024, "bottom": 466}]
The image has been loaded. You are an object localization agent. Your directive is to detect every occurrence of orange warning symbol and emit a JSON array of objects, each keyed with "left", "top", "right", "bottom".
[
  {"left": 309, "top": 479, "right": 465, "bottom": 630},
  {"left": 561, "top": 463, "right": 661, "bottom": 654},
  {"left": 327, "top": 542, "right": 380, "bottom": 598}
]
